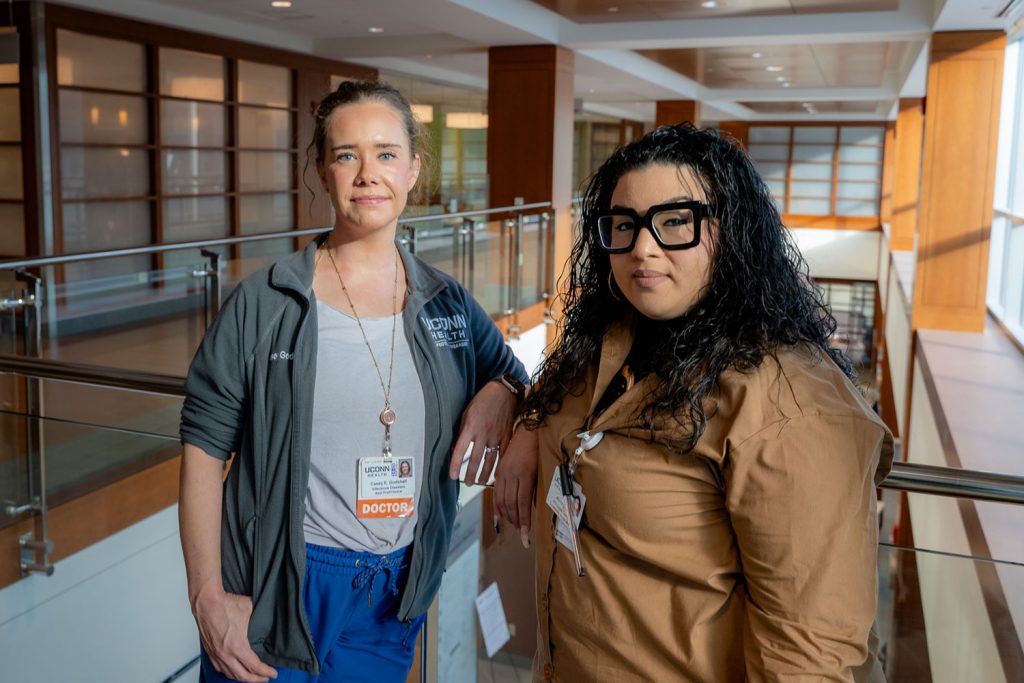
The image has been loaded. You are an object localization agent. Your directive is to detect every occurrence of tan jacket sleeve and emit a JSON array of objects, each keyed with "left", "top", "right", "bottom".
[{"left": 724, "top": 414, "right": 888, "bottom": 682}]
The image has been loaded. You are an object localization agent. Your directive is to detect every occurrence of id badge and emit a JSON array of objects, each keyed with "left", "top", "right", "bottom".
[
  {"left": 545, "top": 468, "right": 586, "bottom": 551},
  {"left": 356, "top": 457, "right": 416, "bottom": 518}
]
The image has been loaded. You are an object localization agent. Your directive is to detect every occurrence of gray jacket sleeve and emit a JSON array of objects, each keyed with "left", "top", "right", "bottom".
[
  {"left": 180, "top": 288, "right": 249, "bottom": 460},
  {"left": 464, "top": 286, "right": 529, "bottom": 392}
]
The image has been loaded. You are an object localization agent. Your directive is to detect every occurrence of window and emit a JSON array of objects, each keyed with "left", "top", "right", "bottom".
[
  {"left": 748, "top": 124, "right": 884, "bottom": 218},
  {"left": 988, "top": 36, "right": 1024, "bottom": 347}
]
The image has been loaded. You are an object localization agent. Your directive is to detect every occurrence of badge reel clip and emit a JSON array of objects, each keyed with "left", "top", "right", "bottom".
[{"left": 561, "top": 430, "right": 603, "bottom": 577}]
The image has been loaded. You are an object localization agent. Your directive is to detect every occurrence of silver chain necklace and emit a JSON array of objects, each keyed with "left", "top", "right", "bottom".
[{"left": 324, "top": 242, "right": 401, "bottom": 454}]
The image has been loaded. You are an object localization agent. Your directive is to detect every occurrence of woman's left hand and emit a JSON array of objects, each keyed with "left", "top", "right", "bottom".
[{"left": 448, "top": 380, "right": 518, "bottom": 485}]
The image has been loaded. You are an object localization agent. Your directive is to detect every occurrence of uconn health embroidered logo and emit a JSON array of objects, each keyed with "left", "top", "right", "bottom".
[{"left": 420, "top": 313, "right": 469, "bottom": 349}]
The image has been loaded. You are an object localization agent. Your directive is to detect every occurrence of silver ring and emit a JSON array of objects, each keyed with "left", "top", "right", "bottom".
[{"left": 483, "top": 446, "right": 500, "bottom": 455}]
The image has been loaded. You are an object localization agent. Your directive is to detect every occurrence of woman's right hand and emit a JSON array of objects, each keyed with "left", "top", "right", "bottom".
[
  {"left": 193, "top": 587, "right": 278, "bottom": 682},
  {"left": 493, "top": 427, "right": 540, "bottom": 547}
]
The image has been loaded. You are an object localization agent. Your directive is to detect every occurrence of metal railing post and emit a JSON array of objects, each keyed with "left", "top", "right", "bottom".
[
  {"left": 461, "top": 217, "right": 475, "bottom": 295},
  {"left": 508, "top": 212, "right": 524, "bottom": 340},
  {"left": 8, "top": 270, "right": 54, "bottom": 576},
  {"left": 192, "top": 249, "right": 222, "bottom": 328}
]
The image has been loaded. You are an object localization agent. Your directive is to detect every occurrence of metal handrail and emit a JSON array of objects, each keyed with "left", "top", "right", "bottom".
[
  {"left": 1, "top": 349, "right": 1023, "bottom": 506},
  {"left": 0, "top": 354, "right": 185, "bottom": 396},
  {"left": 0, "top": 202, "right": 553, "bottom": 271},
  {"left": 994, "top": 208, "right": 1024, "bottom": 226},
  {"left": 880, "top": 461, "right": 1024, "bottom": 504}
]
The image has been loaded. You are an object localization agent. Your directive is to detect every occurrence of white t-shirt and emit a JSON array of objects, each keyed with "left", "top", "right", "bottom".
[{"left": 303, "top": 299, "right": 426, "bottom": 554}]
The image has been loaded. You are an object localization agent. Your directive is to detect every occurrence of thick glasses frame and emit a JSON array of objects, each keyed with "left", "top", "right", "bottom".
[{"left": 594, "top": 201, "right": 714, "bottom": 253}]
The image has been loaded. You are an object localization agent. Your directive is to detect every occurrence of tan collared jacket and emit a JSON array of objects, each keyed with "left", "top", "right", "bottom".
[{"left": 533, "top": 321, "right": 894, "bottom": 682}]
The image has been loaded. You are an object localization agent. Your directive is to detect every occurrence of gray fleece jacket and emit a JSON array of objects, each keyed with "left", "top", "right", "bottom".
[{"left": 180, "top": 232, "right": 527, "bottom": 674}]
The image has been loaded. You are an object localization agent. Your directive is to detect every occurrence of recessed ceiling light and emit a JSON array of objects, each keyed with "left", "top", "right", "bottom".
[
  {"left": 608, "top": 6, "right": 619, "bottom": 12},
  {"left": 766, "top": 65, "right": 783, "bottom": 72},
  {"left": 368, "top": 26, "right": 384, "bottom": 33},
  {"left": 270, "top": 0, "right": 292, "bottom": 7},
  {"left": 782, "top": 82, "right": 791, "bottom": 88},
  {"left": 588, "top": 88, "right": 595, "bottom": 94},
  {"left": 751, "top": 52, "right": 763, "bottom": 59},
  {"left": 701, "top": 0, "right": 718, "bottom": 7},
  {"left": 775, "top": 76, "right": 786, "bottom": 82}
]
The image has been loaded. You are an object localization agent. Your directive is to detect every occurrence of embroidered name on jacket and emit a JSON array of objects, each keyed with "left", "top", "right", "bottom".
[{"left": 420, "top": 314, "right": 469, "bottom": 349}]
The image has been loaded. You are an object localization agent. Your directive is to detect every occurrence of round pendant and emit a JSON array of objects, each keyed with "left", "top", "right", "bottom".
[{"left": 379, "top": 406, "right": 397, "bottom": 426}]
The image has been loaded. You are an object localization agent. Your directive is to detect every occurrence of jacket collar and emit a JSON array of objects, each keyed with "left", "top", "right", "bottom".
[{"left": 268, "top": 230, "right": 447, "bottom": 304}]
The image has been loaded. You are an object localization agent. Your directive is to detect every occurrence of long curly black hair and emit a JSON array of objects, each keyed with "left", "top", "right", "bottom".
[{"left": 522, "top": 123, "right": 851, "bottom": 452}]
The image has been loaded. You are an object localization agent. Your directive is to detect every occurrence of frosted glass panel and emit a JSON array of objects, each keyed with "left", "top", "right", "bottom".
[
  {"left": 773, "top": 197, "right": 786, "bottom": 214},
  {"left": 791, "top": 181, "right": 832, "bottom": 198},
  {"left": 836, "top": 199, "right": 878, "bottom": 216},
  {"left": 164, "top": 197, "right": 229, "bottom": 240},
  {"left": 159, "top": 48, "right": 225, "bottom": 101},
  {"left": 0, "top": 51, "right": 18, "bottom": 84},
  {"left": 0, "top": 204, "right": 25, "bottom": 255},
  {"left": 239, "top": 152, "right": 292, "bottom": 191},
  {"left": 748, "top": 127, "right": 790, "bottom": 144},
  {"left": 56, "top": 30, "right": 145, "bottom": 92},
  {"left": 793, "top": 127, "right": 836, "bottom": 143},
  {"left": 791, "top": 145, "right": 834, "bottom": 163},
  {"left": 789, "top": 198, "right": 831, "bottom": 215},
  {"left": 754, "top": 161, "right": 787, "bottom": 179},
  {"left": 840, "top": 127, "right": 884, "bottom": 145},
  {"left": 162, "top": 100, "right": 226, "bottom": 147},
  {"left": 61, "top": 147, "right": 150, "bottom": 199},
  {"left": 791, "top": 163, "right": 833, "bottom": 180},
  {"left": 837, "top": 182, "right": 880, "bottom": 199},
  {"left": 839, "top": 146, "right": 883, "bottom": 163},
  {"left": 240, "top": 193, "right": 293, "bottom": 233},
  {"left": 0, "top": 88, "right": 19, "bottom": 141},
  {"left": 62, "top": 201, "right": 151, "bottom": 281},
  {"left": 838, "top": 164, "right": 882, "bottom": 181},
  {"left": 239, "top": 107, "right": 291, "bottom": 149},
  {"left": 238, "top": 61, "right": 290, "bottom": 107},
  {"left": 0, "top": 147, "right": 22, "bottom": 200},
  {"left": 764, "top": 180, "right": 786, "bottom": 198},
  {"left": 59, "top": 91, "right": 148, "bottom": 144},
  {"left": 163, "top": 150, "right": 227, "bottom": 194},
  {"left": 748, "top": 144, "right": 789, "bottom": 161}
]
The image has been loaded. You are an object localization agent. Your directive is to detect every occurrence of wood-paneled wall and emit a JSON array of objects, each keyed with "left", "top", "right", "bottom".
[
  {"left": 912, "top": 32, "right": 1006, "bottom": 332},
  {"left": 655, "top": 100, "right": 701, "bottom": 128}
]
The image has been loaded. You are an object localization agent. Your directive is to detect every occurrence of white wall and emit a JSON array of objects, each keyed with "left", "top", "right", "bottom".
[
  {"left": 905, "top": 361, "right": 1006, "bottom": 683},
  {"left": 0, "top": 506, "right": 200, "bottom": 683},
  {"left": 790, "top": 228, "right": 882, "bottom": 281},
  {"left": 507, "top": 322, "right": 549, "bottom": 380}
]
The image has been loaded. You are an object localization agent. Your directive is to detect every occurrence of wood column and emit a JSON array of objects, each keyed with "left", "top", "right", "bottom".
[
  {"left": 718, "top": 120, "right": 749, "bottom": 149},
  {"left": 488, "top": 46, "right": 574, "bottom": 326},
  {"left": 912, "top": 32, "right": 1005, "bottom": 332},
  {"left": 655, "top": 100, "right": 701, "bottom": 128},
  {"left": 486, "top": 44, "right": 575, "bottom": 659},
  {"left": 891, "top": 99, "right": 924, "bottom": 251}
]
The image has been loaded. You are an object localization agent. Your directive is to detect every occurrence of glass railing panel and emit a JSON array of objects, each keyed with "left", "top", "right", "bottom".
[
  {"left": 44, "top": 257, "right": 214, "bottom": 375},
  {"left": 469, "top": 217, "right": 511, "bottom": 319},
  {"left": 37, "top": 378, "right": 182, "bottom": 446},
  {"left": 0, "top": 409, "right": 179, "bottom": 530},
  {"left": 877, "top": 542, "right": 1024, "bottom": 681},
  {"left": 518, "top": 213, "right": 547, "bottom": 311}
]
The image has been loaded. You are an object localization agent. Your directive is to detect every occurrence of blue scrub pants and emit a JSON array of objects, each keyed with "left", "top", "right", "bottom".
[{"left": 200, "top": 543, "right": 425, "bottom": 683}]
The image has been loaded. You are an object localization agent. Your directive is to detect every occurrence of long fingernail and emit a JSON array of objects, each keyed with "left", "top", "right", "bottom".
[{"left": 520, "top": 527, "right": 530, "bottom": 549}]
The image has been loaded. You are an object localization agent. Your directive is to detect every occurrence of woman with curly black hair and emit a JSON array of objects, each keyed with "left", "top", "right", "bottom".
[{"left": 494, "top": 124, "right": 893, "bottom": 682}]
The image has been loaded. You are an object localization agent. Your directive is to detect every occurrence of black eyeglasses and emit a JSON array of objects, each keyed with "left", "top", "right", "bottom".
[{"left": 594, "top": 201, "right": 714, "bottom": 253}]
